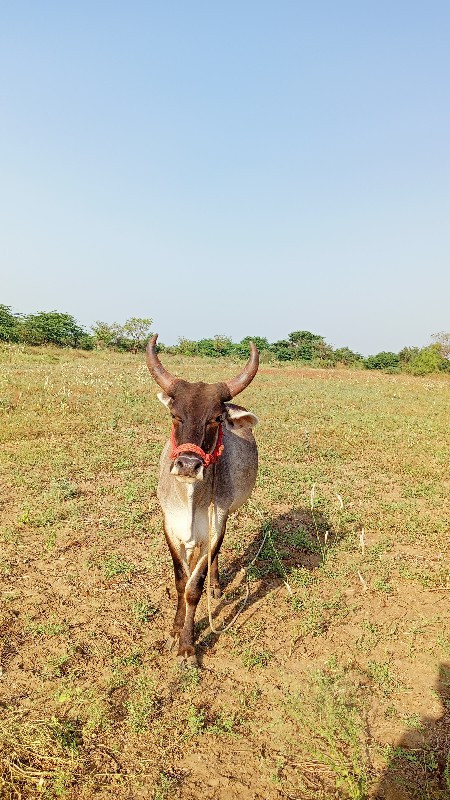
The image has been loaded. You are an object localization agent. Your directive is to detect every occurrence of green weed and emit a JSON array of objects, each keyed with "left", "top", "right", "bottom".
[
  {"left": 102, "top": 554, "right": 136, "bottom": 579},
  {"left": 186, "top": 704, "right": 206, "bottom": 735},
  {"left": 242, "top": 647, "right": 272, "bottom": 669},
  {"left": 126, "top": 673, "right": 159, "bottom": 733},
  {"left": 285, "top": 662, "right": 369, "bottom": 799},
  {"left": 207, "top": 710, "right": 238, "bottom": 735},
  {"left": 176, "top": 665, "right": 201, "bottom": 691},
  {"left": 154, "top": 771, "right": 178, "bottom": 800},
  {"left": 26, "top": 619, "right": 68, "bottom": 637},
  {"left": 367, "top": 661, "right": 402, "bottom": 696},
  {"left": 131, "top": 599, "right": 159, "bottom": 624}
]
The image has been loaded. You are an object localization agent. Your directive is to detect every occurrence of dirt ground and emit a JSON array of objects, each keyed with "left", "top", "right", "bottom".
[{"left": 0, "top": 347, "right": 449, "bottom": 799}]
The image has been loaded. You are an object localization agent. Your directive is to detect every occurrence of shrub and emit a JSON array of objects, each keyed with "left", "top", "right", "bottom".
[
  {"left": 406, "top": 345, "right": 448, "bottom": 375},
  {"left": 120, "top": 317, "right": 153, "bottom": 352},
  {"left": 79, "top": 334, "right": 95, "bottom": 350},
  {"left": 91, "top": 321, "right": 123, "bottom": 349},
  {"left": 0, "top": 305, "right": 19, "bottom": 342},
  {"left": 431, "top": 331, "right": 450, "bottom": 360},
  {"left": 234, "top": 336, "right": 270, "bottom": 358},
  {"left": 364, "top": 351, "right": 400, "bottom": 371},
  {"left": 18, "top": 312, "right": 87, "bottom": 347},
  {"left": 196, "top": 336, "right": 234, "bottom": 358},
  {"left": 271, "top": 340, "right": 294, "bottom": 360},
  {"left": 176, "top": 338, "right": 199, "bottom": 356},
  {"left": 398, "top": 346, "right": 420, "bottom": 365},
  {"left": 333, "top": 347, "right": 364, "bottom": 366},
  {"left": 288, "top": 330, "right": 329, "bottom": 361}
]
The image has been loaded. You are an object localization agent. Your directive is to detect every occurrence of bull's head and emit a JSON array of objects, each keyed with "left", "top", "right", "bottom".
[{"left": 146, "top": 334, "right": 259, "bottom": 481}]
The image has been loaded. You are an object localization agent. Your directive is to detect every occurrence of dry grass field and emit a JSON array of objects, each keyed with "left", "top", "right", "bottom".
[{"left": 0, "top": 346, "right": 449, "bottom": 800}]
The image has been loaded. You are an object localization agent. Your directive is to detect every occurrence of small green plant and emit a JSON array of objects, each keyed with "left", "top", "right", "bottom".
[
  {"left": 356, "top": 619, "right": 382, "bottom": 653},
  {"left": 385, "top": 744, "right": 439, "bottom": 773},
  {"left": 102, "top": 554, "right": 136, "bottom": 579},
  {"left": 126, "top": 674, "right": 159, "bottom": 733},
  {"left": 121, "top": 649, "right": 143, "bottom": 667},
  {"left": 291, "top": 526, "right": 320, "bottom": 553},
  {"left": 404, "top": 713, "right": 422, "bottom": 730},
  {"left": 51, "top": 477, "right": 78, "bottom": 499},
  {"left": 51, "top": 769, "right": 72, "bottom": 796},
  {"left": 154, "top": 771, "right": 178, "bottom": 800},
  {"left": 131, "top": 599, "right": 159, "bottom": 624},
  {"left": 26, "top": 618, "right": 68, "bottom": 637},
  {"left": 50, "top": 717, "right": 81, "bottom": 753},
  {"left": 207, "top": 710, "right": 238, "bottom": 735},
  {"left": 285, "top": 662, "right": 369, "bottom": 799},
  {"left": 373, "top": 577, "right": 395, "bottom": 594},
  {"left": 176, "top": 665, "right": 201, "bottom": 691},
  {"left": 123, "top": 483, "right": 138, "bottom": 502},
  {"left": 367, "top": 660, "right": 402, "bottom": 696},
  {"left": 107, "top": 665, "right": 126, "bottom": 691},
  {"left": 291, "top": 595, "right": 329, "bottom": 638},
  {"left": 289, "top": 566, "right": 316, "bottom": 588},
  {"left": 186, "top": 704, "right": 206, "bottom": 735},
  {"left": 43, "top": 652, "right": 71, "bottom": 679},
  {"left": 242, "top": 647, "right": 272, "bottom": 669}
]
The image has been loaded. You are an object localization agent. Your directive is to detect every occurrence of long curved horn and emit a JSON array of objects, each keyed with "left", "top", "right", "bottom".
[
  {"left": 226, "top": 342, "right": 259, "bottom": 398},
  {"left": 146, "top": 334, "right": 177, "bottom": 393}
]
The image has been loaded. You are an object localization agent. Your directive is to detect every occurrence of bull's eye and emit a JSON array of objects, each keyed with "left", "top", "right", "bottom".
[{"left": 215, "top": 416, "right": 222, "bottom": 422}]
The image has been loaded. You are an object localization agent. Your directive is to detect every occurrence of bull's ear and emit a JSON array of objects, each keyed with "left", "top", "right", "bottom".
[
  {"left": 224, "top": 404, "right": 258, "bottom": 429},
  {"left": 157, "top": 392, "right": 173, "bottom": 409}
]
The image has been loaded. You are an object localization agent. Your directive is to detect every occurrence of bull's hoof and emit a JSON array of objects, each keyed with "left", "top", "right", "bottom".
[
  {"left": 211, "top": 584, "right": 222, "bottom": 599},
  {"left": 177, "top": 645, "right": 198, "bottom": 667}
]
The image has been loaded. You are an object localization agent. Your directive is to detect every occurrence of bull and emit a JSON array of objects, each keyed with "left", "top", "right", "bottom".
[{"left": 146, "top": 335, "right": 259, "bottom": 666}]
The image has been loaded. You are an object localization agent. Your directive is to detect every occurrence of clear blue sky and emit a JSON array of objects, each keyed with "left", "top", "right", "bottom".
[{"left": 1, "top": 1, "right": 449, "bottom": 355}]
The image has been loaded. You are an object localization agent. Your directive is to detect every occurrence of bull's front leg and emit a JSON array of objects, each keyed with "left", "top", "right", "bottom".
[
  {"left": 164, "top": 528, "right": 187, "bottom": 651},
  {"left": 177, "top": 518, "right": 227, "bottom": 666}
]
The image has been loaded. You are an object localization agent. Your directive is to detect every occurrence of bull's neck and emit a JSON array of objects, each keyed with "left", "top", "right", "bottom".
[{"left": 171, "top": 469, "right": 215, "bottom": 506}]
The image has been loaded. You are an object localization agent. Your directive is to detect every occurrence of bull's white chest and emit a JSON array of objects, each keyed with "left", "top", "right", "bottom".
[{"left": 165, "top": 484, "right": 209, "bottom": 549}]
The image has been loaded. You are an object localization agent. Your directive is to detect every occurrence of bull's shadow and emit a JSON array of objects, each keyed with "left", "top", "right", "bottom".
[
  {"left": 372, "top": 662, "right": 450, "bottom": 799},
  {"left": 194, "top": 505, "right": 337, "bottom": 658}
]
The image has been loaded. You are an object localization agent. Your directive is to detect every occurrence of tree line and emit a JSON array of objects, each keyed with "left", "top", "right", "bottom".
[{"left": 1, "top": 305, "right": 448, "bottom": 376}]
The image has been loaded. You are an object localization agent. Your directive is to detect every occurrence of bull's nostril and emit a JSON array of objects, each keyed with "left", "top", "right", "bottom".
[{"left": 174, "top": 455, "right": 203, "bottom": 473}]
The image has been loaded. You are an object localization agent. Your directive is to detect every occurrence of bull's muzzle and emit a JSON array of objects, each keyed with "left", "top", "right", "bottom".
[{"left": 171, "top": 453, "right": 205, "bottom": 481}]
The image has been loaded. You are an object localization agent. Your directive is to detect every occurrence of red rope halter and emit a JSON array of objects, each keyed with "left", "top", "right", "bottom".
[{"left": 170, "top": 423, "right": 224, "bottom": 467}]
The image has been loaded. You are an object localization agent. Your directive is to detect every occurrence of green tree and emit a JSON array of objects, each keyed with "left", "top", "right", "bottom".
[
  {"left": 196, "top": 336, "right": 234, "bottom": 357},
  {"left": 92, "top": 318, "right": 152, "bottom": 351},
  {"left": 121, "top": 317, "right": 153, "bottom": 353},
  {"left": 177, "top": 337, "right": 199, "bottom": 356},
  {"left": 18, "top": 311, "right": 87, "bottom": 347},
  {"left": 333, "top": 347, "right": 364, "bottom": 366},
  {"left": 431, "top": 332, "right": 450, "bottom": 361},
  {"left": 398, "top": 346, "right": 420, "bottom": 365},
  {"left": 271, "top": 339, "right": 294, "bottom": 361},
  {"left": 0, "top": 305, "right": 19, "bottom": 342},
  {"left": 91, "top": 321, "right": 123, "bottom": 349},
  {"left": 288, "top": 330, "right": 330, "bottom": 361},
  {"left": 364, "top": 352, "right": 400, "bottom": 371},
  {"left": 234, "top": 336, "right": 270, "bottom": 358},
  {"left": 406, "top": 345, "right": 448, "bottom": 375}
]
